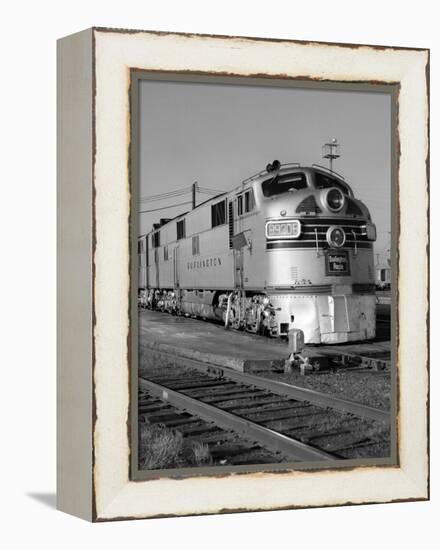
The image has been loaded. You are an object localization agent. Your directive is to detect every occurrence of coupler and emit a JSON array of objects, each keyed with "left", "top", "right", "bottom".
[{"left": 284, "top": 328, "right": 329, "bottom": 375}]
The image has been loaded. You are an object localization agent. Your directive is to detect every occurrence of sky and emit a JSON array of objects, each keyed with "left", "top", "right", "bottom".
[{"left": 139, "top": 80, "right": 391, "bottom": 262}]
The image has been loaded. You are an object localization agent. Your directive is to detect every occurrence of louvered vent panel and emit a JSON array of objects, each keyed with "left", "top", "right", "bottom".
[
  {"left": 228, "top": 200, "right": 234, "bottom": 249},
  {"left": 290, "top": 266, "right": 299, "bottom": 280},
  {"left": 296, "top": 195, "right": 322, "bottom": 214}
]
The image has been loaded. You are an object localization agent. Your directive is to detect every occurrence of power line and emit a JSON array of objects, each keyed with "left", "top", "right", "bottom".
[
  {"left": 198, "top": 190, "right": 222, "bottom": 196},
  {"left": 139, "top": 186, "right": 191, "bottom": 203},
  {"left": 140, "top": 190, "right": 187, "bottom": 201},
  {"left": 198, "top": 186, "right": 225, "bottom": 194},
  {"left": 139, "top": 200, "right": 192, "bottom": 214},
  {"left": 140, "top": 190, "right": 188, "bottom": 202},
  {"left": 139, "top": 192, "right": 189, "bottom": 203},
  {"left": 140, "top": 192, "right": 189, "bottom": 204},
  {"left": 138, "top": 185, "right": 226, "bottom": 213},
  {"left": 139, "top": 186, "right": 225, "bottom": 202},
  {"left": 198, "top": 192, "right": 225, "bottom": 197}
]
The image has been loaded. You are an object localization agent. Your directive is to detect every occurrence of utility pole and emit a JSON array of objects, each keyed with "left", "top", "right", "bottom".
[
  {"left": 322, "top": 138, "right": 341, "bottom": 173},
  {"left": 192, "top": 181, "right": 198, "bottom": 210}
]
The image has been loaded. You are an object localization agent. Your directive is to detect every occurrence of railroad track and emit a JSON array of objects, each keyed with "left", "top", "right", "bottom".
[
  {"left": 316, "top": 342, "right": 391, "bottom": 371},
  {"left": 139, "top": 352, "right": 391, "bottom": 467}
]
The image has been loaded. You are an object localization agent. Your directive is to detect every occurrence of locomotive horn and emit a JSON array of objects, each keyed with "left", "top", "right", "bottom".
[{"left": 266, "top": 159, "right": 281, "bottom": 173}]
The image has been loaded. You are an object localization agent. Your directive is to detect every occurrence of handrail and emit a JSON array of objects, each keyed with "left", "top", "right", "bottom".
[
  {"left": 314, "top": 228, "right": 320, "bottom": 257},
  {"left": 351, "top": 229, "right": 358, "bottom": 256}
]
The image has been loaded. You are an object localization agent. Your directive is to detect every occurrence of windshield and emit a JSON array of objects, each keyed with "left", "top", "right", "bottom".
[
  {"left": 314, "top": 172, "right": 351, "bottom": 196},
  {"left": 262, "top": 172, "right": 308, "bottom": 197}
]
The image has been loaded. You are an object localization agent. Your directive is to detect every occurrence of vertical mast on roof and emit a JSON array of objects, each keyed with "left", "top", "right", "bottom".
[{"left": 322, "top": 138, "right": 341, "bottom": 173}]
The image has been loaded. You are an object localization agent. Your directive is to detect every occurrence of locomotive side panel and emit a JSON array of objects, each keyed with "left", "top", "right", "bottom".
[
  {"left": 178, "top": 227, "right": 234, "bottom": 290},
  {"left": 185, "top": 201, "right": 230, "bottom": 290},
  {"left": 147, "top": 197, "right": 237, "bottom": 292}
]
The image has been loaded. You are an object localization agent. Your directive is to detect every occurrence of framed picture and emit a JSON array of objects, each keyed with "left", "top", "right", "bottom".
[{"left": 57, "top": 27, "right": 429, "bottom": 521}]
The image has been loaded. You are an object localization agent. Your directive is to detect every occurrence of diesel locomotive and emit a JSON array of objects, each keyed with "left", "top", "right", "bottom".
[{"left": 138, "top": 161, "right": 377, "bottom": 344}]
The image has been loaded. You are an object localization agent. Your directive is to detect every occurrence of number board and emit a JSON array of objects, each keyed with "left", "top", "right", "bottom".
[{"left": 265, "top": 220, "right": 301, "bottom": 239}]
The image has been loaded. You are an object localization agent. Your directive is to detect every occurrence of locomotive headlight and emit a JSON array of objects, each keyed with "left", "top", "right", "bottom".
[
  {"left": 365, "top": 222, "right": 377, "bottom": 241},
  {"left": 265, "top": 220, "right": 301, "bottom": 239},
  {"left": 327, "top": 225, "right": 346, "bottom": 248},
  {"left": 325, "top": 187, "right": 345, "bottom": 212}
]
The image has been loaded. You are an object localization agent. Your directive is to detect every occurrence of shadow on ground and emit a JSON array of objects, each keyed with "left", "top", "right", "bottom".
[{"left": 27, "top": 492, "right": 56, "bottom": 509}]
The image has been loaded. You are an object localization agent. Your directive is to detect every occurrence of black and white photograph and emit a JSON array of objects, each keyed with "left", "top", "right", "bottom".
[{"left": 134, "top": 76, "right": 395, "bottom": 474}]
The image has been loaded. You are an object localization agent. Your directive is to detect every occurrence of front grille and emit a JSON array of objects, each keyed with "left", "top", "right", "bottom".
[
  {"left": 266, "top": 218, "right": 372, "bottom": 250},
  {"left": 267, "top": 241, "right": 372, "bottom": 249}
]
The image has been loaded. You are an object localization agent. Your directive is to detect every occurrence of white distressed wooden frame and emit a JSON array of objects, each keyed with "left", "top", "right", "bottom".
[{"left": 57, "top": 27, "right": 429, "bottom": 522}]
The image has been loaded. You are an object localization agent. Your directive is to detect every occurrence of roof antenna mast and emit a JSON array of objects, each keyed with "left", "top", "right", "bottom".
[{"left": 322, "top": 138, "right": 341, "bottom": 173}]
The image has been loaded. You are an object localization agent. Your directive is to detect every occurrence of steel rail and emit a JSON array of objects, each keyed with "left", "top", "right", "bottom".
[
  {"left": 317, "top": 347, "right": 391, "bottom": 372},
  {"left": 139, "top": 377, "right": 335, "bottom": 462},
  {"left": 141, "top": 346, "right": 390, "bottom": 423}
]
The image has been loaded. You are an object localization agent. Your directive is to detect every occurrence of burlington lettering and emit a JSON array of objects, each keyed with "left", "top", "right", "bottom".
[{"left": 187, "top": 257, "right": 222, "bottom": 270}]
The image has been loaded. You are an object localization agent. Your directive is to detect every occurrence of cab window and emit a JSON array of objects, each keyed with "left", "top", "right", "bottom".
[{"left": 262, "top": 172, "right": 307, "bottom": 197}]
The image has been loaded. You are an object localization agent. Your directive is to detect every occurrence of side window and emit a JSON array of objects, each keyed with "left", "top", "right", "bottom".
[
  {"left": 211, "top": 200, "right": 226, "bottom": 228},
  {"left": 153, "top": 231, "right": 160, "bottom": 248},
  {"left": 176, "top": 219, "right": 185, "bottom": 240},
  {"left": 163, "top": 245, "right": 169, "bottom": 261},
  {"left": 244, "top": 190, "right": 254, "bottom": 213},
  {"left": 192, "top": 235, "right": 200, "bottom": 256},
  {"left": 237, "top": 195, "right": 243, "bottom": 216}
]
